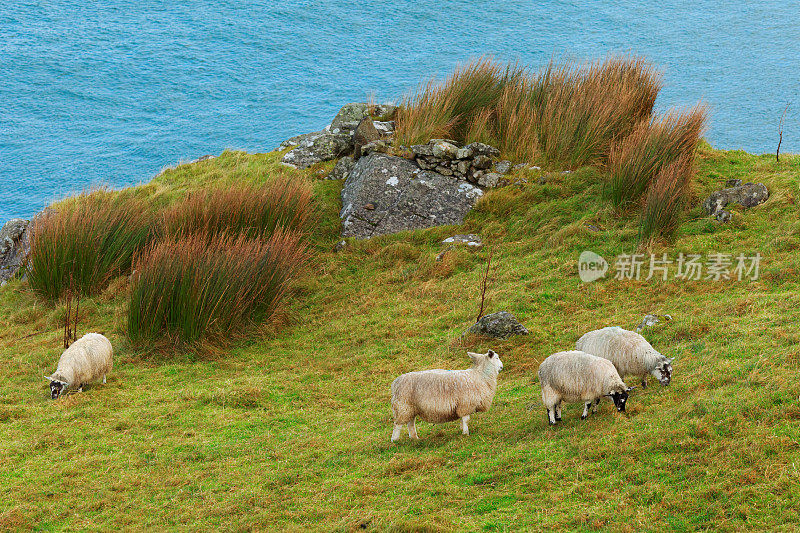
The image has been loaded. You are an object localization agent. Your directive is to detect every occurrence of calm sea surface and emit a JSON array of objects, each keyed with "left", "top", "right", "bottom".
[{"left": 2, "top": 1, "right": 799, "bottom": 221}]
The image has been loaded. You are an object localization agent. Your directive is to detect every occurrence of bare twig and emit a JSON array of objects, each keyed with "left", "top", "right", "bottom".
[
  {"left": 777, "top": 103, "right": 789, "bottom": 162},
  {"left": 63, "top": 291, "right": 80, "bottom": 348},
  {"left": 476, "top": 246, "right": 494, "bottom": 322}
]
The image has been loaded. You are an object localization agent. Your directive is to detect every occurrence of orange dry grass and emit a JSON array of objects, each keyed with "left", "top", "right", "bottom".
[
  {"left": 395, "top": 56, "right": 662, "bottom": 167},
  {"left": 639, "top": 154, "right": 695, "bottom": 241},
  {"left": 162, "top": 178, "right": 313, "bottom": 241},
  {"left": 608, "top": 105, "right": 707, "bottom": 208}
]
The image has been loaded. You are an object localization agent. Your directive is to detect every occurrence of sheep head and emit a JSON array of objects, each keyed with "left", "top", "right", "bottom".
[
  {"left": 44, "top": 376, "right": 68, "bottom": 400},
  {"left": 467, "top": 350, "right": 503, "bottom": 375},
  {"left": 605, "top": 385, "right": 635, "bottom": 412},
  {"left": 651, "top": 357, "right": 675, "bottom": 386}
]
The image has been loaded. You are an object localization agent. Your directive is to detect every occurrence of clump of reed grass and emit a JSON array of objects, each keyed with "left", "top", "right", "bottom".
[
  {"left": 533, "top": 57, "right": 662, "bottom": 167},
  {"left": 26, "top": 191, "right": 157, "bottom": 299},
  {"left": 127, "top": 230, "right": 308, "bottom": 345},
  {"left": 639, "top": 154, "right": 695, "bottom": 241},
  {"left": 162, "top": 178, "right": 313, "bottom": 241},
  {"left": 395, "top": 56, "right": 662, "bottom": 168},
  {"left": 607, "top": 106, "right": 707, "bottom": 208},
  {"left": 395, "top": 58, "right": 526, "bottom": 147}
]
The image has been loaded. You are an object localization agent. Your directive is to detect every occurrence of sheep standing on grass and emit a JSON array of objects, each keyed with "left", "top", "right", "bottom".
[
  {"left": 44, "top": 333, "right": 113, "bottom": 400},
  {"left": 576, "top": 326, "right": 674, "bottom": 388},
  {"left": 390, "top": 350, "right": 503, "bottom": 442},
  {"left": 538, "top": 350, "right": 633, "bottom": 425}
]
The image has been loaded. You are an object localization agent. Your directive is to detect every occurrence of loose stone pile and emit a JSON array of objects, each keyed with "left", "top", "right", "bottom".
[{"left": 410, "top": 140, "right": 512, "bottom": 189}]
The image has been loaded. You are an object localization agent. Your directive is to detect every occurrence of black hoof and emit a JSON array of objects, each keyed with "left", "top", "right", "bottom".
[
  {"left": 555, "top": 416, "right": 562, "bottom": 422},
  {"left": 581, "top": 414, "right": 587, "bottom": 420},
  {"left": 641, "top": 378, "right": 647, "bottom": 388}
]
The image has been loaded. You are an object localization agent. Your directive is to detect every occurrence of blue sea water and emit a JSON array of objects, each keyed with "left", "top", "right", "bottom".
[{"left": 2, "top": 1, "right": 799, "bottom": 221}]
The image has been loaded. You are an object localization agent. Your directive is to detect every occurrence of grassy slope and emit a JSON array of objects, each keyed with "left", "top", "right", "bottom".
[{"left": 1, "top": 146, "right": 799, "bottom": 531}]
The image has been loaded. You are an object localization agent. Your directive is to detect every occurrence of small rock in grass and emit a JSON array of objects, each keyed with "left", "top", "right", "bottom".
[
  {"left": 441, "top": 234, "right": 483, "bottom": 248},
  {"left": 467, "top": 311, "right": 529, "bottom": 339},
  {"left": 494, "top": 160, "right": 512, "bottom": 174}
]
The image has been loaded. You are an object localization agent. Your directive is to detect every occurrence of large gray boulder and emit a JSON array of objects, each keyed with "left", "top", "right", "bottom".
[
  {"left": 340, "top": 153, "right": 483, "bottom": 238},
  {"left": 280, "top": 130, "right": 353, "bottom": 169},
  {"left": 467, "top": 311, "right": 529, "bottom": 339},
  {"left": 0, "top": 218, "right": 31, "bottom": 286},
  {"left": 702, "top": 182, "right": 769, "bottom": 222}
]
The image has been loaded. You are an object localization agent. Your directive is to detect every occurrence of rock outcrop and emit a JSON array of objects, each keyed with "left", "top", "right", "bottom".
[
  {"left": 353, "top": 117, "right": 381, "bottom": 159},
  {"left": 340, "top": 153, "right": 483, "bottom": 239},
  {"left": 467, "top": 311, "right": 529, "bottom": 339},
  {"left": 329, "top": 103, "right": 396, "bottom": 134},
  {"left": 281, "top": 102, "right": 397, "bottom": 169},
  {"left": 702, "top": 182, "right": 769, "bottom": 222},
  {"left": 0, "top": 218, "right": 31, "bottom": 286},
  {"left": 280, "top": 130, "right": 353, "bottom": 169}
]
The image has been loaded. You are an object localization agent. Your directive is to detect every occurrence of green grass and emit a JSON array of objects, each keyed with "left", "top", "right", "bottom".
[{"left": 1, "top": 146, "right": 800, "bottom": 530}]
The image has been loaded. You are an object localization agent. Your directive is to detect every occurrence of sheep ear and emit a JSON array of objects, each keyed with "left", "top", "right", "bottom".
[
  {"left": 667, "top": 357, "right": 675, "bottom": 364},
  {"left": 467, "top": 352, "right": 481, "bottom": 363},
  {"left": 43, "top": 375, "right": 53, "bottom": 381},
  {"left": 626, "top": 386, "right": 636, "bottom": 392},
  {"left": 487, "top": 350, "right": 495, "bottom": 358}
]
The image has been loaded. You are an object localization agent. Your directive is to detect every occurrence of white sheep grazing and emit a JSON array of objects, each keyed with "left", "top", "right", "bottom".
[
  {"left": 538, "top": 350, "right": 633, "bottom": 425},
  {"left": 576, "top": 326, "right": 674, "bottom": 388},
  {"left": 44, "top": 333, "right": 113, "bottom": 400},
  {"left": 390, "top": 350, "right": 503, "bottom": 442}
]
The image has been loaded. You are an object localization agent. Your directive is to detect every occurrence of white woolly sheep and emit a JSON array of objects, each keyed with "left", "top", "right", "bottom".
[
  {"left": 576, "top": 326, "right": 674, "bottom": 388},
  {"left": 538, "top": 350, "right": 633, "bottom": 425},
  {"left": 390, "top": 350, "right": 503, "bottom": 442},
  {"left": 45, "top": 333, "right": 113, "bottom": 399}
]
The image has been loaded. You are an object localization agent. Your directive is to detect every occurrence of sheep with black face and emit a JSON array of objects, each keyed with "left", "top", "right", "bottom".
[
  {"left": 45, "top": 333, "right": 113, "bottom": 399},
  {"left": 576, "top": 326, "right": 674, "bottom": 388},
  {"left": 538, "top": 350, "right": 633, "bottom": 425},
  {"left": 390, "top": 350, "right": 503, "bottom": 442}
]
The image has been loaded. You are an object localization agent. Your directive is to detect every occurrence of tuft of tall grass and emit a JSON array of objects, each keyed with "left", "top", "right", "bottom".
[
  {"left": 127, "top": 230, "right": 308, "bottom": 345},
  {"left": 607, "top": 105, "right": 707, "bottom": 208},
  {"left": 27, "top": 191, "right": 157, "bottom": 299},
  {"left": 639, "top": 154, "right": 695, "bottom": 241},
  {"left": 162, "top": 178, "right": 313, "bottom": 241},
  {"left": 395, "top": 56, "right": 662, "bottom": 167},
  {"left": 394, "top": 57, "right": 526, "bottom": 147},
  {"left": 533, "top": 57, "right": 662, "bottom": 167}
]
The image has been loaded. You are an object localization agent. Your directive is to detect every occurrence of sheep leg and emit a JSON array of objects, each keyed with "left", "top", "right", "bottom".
[
  {"left": 78, "top": 384, "right": 84, "bottom": 392},
  {"left": 641, "top": 376, "right": 647, "bottom": 388},
  {"left": 461, "top": 415, "right": 470, "bottom": 436},
  {"left": 546, "top": 408, "right": 557, "bottom": 425},
  {"left": 103, "top": 375, "right": 107, "bottom": 384},
  {"left": 408, "top": 418, "right": 419, "bottom": 439},
  {"left": 391, "top": 424, "right": 403, "bottom": 442},
  {"left": 581, "top": 402, "right": 592, "bottom": 420},
  {"left": 555, "top": 402, "right": 562, "bottom": 422},
  {"left": 592, "top": 399, "right": 600, "bottom": 413}
]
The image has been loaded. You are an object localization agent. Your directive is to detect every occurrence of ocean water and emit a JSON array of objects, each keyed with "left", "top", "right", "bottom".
[{"left": 2, "top": 1, "right": 799, "bottom": 221}]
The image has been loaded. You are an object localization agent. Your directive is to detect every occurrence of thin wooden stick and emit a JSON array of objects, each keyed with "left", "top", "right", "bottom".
[
  {"left": 777, "top": 103, "right": 789, "bottom": 162},
  {"left": 476, "top": 246, "right": 494, "bottom": 322}
]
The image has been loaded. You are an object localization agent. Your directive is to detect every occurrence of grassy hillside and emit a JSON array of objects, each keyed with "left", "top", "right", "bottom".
[{"left": 1, "top": 146, "right": 799, "bottom": 531}]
